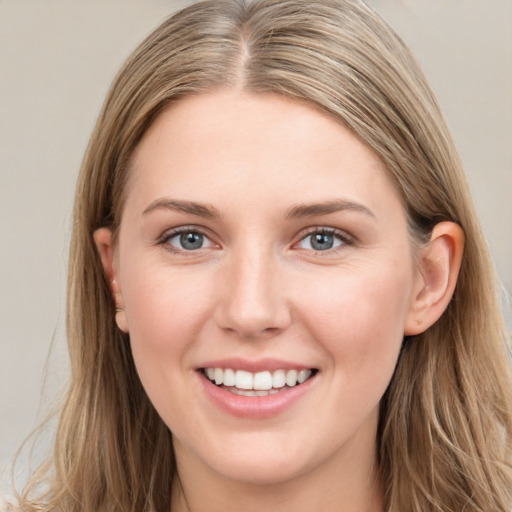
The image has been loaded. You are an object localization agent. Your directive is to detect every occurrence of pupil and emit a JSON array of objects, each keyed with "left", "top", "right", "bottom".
[
  {"left": 312, "top": 233, "right": 333, "bottom": 250},
  {"left": 181, "top": 232, "right": 203, "bottom": 250}
]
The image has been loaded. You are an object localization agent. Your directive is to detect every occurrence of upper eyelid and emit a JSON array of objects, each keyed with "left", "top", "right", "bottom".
[
  {"left": 159, "top": 225, "right": 212, "bottom": 241},
  {"left": 297, "top": 226, "right": 354, "bottom": 242}
]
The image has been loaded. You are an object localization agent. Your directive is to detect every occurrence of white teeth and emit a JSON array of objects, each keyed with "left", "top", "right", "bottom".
[
  {"left": 203, "top": 367, "right": 314, "bottom": 391},
  {"left": 298, "top": 369, "right": 312, "bottom": 384},
  {"left": 231, "top": 389, "right": 256, "bottom": 396},
  {"left": 229, "top": 387, "right": 289, "bottom": 397},
  {"left": 223, "top": 368, "right": 235, "bottom": 387},
  {"left": 253, "top": 371, "right": 273, "bottom": 390},
  {"left": 272, "top": 369, "right": 286, "bottom": 388},
  {"left": 285, "top": 369, "right": 298, "bottom": 386},
  {"left": 235, "top": 370, "right": 253, "bottom": 390}
]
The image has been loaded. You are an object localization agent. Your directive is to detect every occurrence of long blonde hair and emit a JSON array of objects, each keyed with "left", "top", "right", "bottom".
[{"left": 17, "top": 1, "right": 512, "bottom": 511}]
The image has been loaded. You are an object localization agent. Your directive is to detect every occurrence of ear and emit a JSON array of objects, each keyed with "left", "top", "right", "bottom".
[
  {"left": 404, "top": 221, "right": 464, "bottom": 335},
  {"left": 93, "top": 227, "right": 129, "bottom": 333}
]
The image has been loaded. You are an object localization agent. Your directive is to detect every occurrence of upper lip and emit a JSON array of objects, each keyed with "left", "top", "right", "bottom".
[{"left": 197, "top": 357, "right": 316, "bottom": 373}]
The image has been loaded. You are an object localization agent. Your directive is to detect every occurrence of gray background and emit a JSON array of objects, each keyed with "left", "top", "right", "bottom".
[{"left": 1, "top": 0, "right": 511, "bottom": 497}]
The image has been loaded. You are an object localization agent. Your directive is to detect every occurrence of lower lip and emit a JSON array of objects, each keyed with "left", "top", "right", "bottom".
[{"left": 199, "top": 371, "right": 317, "bottom": 419}]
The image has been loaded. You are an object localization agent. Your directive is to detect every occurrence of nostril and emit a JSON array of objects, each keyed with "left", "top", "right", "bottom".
[{"left": 215, "top": 301, "right": 292, "bottom": 339}]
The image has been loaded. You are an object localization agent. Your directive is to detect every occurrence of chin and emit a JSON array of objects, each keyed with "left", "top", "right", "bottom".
[{"left": 208, "top": 455, "right": 311, "bottom": 487}]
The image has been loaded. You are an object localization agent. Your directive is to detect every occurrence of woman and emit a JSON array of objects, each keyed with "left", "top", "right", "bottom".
[{"left": 14, "top": 0, "right": 512, "bottom": 511}]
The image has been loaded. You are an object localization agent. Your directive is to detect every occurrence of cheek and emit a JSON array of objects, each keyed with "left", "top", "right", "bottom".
[
  {"left": 298, "top": 262, "right": 413, "bottom": 387},
  {"left": 119, "top": 259, "right": 214, "bottom": 380},
  {"left": 119, "top": 262, "right": 217, "bottom": 430}
]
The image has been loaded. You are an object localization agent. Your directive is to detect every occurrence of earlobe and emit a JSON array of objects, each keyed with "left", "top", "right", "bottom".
[
  {"left": 404, "top": 221, "right": 464, "bottom": 335},
  {"left": 93, "top": 228, "right": 129, "bottom": 333}
]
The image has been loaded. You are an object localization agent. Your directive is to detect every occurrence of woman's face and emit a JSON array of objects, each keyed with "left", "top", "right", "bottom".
[{"left": 108, "top": 91, "right": 424, "bottom": 486}]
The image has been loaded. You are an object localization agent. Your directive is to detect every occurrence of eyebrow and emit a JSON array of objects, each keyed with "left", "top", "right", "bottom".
[
  {"left": 285, "top": 199, "right": 376, "bottom": 219},
  {"left": 142, "top": 198, "right": 221, "bottom": 219},
  {"left": 142, "top": 197, "right": 375, "bottom": 221}
]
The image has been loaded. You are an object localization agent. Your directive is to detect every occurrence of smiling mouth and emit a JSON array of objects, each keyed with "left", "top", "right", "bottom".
[{"left": 202, "top": 367, "right": 318, "bottom": 397}]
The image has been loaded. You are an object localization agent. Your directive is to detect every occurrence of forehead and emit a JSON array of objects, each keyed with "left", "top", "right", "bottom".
[{"left": 124, "top": 90, "right": 402, "bottom": 219}]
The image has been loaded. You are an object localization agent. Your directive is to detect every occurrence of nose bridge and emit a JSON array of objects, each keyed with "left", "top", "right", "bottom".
[{"left": 215, "top": 237, "right": 290, "bottom": 337}]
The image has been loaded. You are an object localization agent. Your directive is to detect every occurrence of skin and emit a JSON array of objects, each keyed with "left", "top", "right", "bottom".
[{"left": 95, "top": 90, "right": 464, "bottom": 512}]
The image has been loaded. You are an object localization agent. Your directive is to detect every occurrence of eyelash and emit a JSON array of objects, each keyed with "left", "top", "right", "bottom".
[
  {"left": 297, "top": 227, "right": 354, "bottom": 255},
  {"left": 158, "top": 226, "right": 213, "bottom": 255},
  {"left": 158, "top": 226, "right": 354, "bottom": 255}
]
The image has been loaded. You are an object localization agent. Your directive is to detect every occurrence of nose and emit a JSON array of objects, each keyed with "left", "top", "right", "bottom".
[{"left": 214, "top": 245, "right": 291, "bottom": 339}]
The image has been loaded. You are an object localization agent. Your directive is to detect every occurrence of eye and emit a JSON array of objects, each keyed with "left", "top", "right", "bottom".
[
  {"left": 297, "top": 229, "right": 349, "bottom": 252},
  {"left": 163, "top": 229, "right": 214, "bottom": 251}
]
